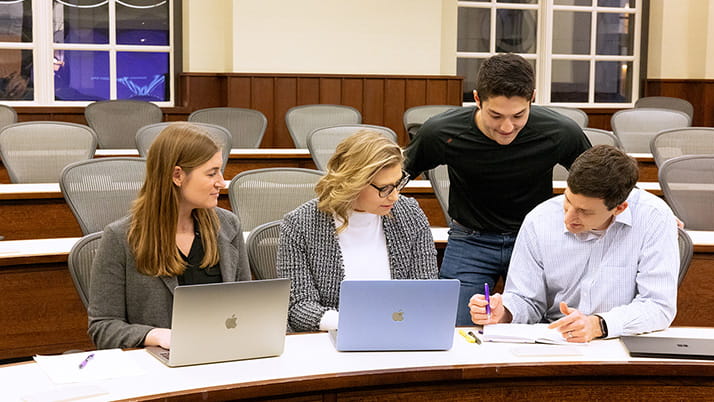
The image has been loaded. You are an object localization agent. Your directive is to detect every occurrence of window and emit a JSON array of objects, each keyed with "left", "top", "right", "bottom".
[
  {"left": 0, "top": 0, "right": 173, "bottom": 106},
  {"left": 457, "top": 0, "right": 641, "bottom": 107}
]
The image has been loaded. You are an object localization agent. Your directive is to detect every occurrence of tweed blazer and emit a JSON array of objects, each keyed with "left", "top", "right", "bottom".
[
  {"left": 87, "top": 207, "right": 250, "bottom": 349},
  {"left": 277, "top": 196, "right": 438, "bottom": 332}
]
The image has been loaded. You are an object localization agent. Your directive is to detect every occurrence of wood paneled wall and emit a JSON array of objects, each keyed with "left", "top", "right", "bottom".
[
  {"left": 10, "top": 73, "right": 462, "bottom": 148},
  {"left": 644, "top": 79, "right": 714, "bottom": 127},
  {"left": 177, "top": 73, "right": 464, "bottom": 147},
  {"left": 10, "top": 76, "right": 712, "bottom": 146}
]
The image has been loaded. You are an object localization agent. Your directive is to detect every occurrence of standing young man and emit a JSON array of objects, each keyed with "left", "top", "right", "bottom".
[
  {"left": 469, "top": 145, "right": 678, "bottom": 341},
  {"left": 405, "top": 53, "right": 591, "bottom": 325}
]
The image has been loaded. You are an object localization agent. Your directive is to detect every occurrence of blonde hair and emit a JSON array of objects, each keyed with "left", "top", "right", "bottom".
[
  {"left": 129, "top": 123, "right": 221, "bottom": 277},
  {"left": 315, "top": 130, "right": 403, "bottom": 232}
]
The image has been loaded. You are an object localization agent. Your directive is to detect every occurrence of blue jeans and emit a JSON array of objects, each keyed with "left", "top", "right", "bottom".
[{"left": 439, "top": 221, "right": 516, "bottom": 326}]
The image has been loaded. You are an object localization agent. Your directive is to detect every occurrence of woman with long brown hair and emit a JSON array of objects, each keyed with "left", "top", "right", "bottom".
[{"left": 88, "top": 123, "right": 250, "bottom": 349}]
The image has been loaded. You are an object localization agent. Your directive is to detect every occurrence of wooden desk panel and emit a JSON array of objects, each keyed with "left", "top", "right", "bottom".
[
  {"left": 141, "top": 363, "right": 714, "bottom": 401},
  {"left": 0, "top": 258, "right": 93, "bottom": 359}
]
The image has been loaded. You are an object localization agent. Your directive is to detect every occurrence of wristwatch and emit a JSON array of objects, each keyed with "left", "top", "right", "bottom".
[{"left": 594, "top": 314, "right": 608, "bottom": 339}]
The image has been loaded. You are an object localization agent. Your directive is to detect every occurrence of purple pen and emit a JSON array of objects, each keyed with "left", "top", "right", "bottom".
[{"left": 484, "top": 283, "right": 491, "bottom": 319}]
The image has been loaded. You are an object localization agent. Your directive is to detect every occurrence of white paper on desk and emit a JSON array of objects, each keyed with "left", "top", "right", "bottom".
[
  {"left": 33, "top": 349, "right": 145, "bottom": 384},
  {"left": 483, "top": 323, "right": 576, "bottom": 345}
]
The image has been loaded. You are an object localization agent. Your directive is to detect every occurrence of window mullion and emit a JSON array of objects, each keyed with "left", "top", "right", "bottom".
[
  {"left": 34, "top": 0, "right": 54, "bottom": 104},
  {"left": 588, "top": 1, "right": 597, "bottom": 104},
  {"left": 108, "top": 0, "right": 117, "bottom": 100},
  {"left": 539, "top": 0, "right": 553, "bottom": 105}
]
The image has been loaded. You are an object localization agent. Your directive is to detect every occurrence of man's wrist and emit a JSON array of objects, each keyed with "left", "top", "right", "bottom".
[{"left": 593, "top": 314, "right": 608, "bottom": 338}]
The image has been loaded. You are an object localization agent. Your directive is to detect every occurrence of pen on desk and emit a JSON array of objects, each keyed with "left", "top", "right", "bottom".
[
  {"left": 458, "top": 329, "right": 476, "bottom": 343},
  {"left": 468, "top": 330, "right": 482, "bottom": 345},
  {"left": 78, "top": 353, "right": 95, "bottom": 369},
  {"left": 484, "top": 283, "right": 491, "bottom": 321}
]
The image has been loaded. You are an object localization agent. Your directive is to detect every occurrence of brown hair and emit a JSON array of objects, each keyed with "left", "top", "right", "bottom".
[
  {"left": 476, "top": 53, "right": 535, "bottom": 102},
  {"left": 315, "top": 130, "right": 403, "bottom": 232},
  {"left": 567, "top": 144, "right": 638, "bottom": 209},
  {"left": 129, "top": 123, "right": 221, "bottom": 276}
]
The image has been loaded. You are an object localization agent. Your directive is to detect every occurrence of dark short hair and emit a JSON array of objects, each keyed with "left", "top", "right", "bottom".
[
  {"left": 566, "top": 145, "right": 638, "bottom": 209},
  {"left": 476, "top": 53, "right": 535, "bottom": 101}
]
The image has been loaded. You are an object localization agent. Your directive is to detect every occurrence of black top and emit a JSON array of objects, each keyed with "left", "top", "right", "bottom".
[
  {"left": 404, "top": 105, "right": 591, "bottom": 233},
  {"left": 178, "top": 231, "right": 222, "bottom": 286}
]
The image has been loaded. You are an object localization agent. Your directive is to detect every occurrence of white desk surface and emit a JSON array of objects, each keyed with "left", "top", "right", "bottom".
[
  {"left": 2, "top": 327, "right": 712, "bottom": 402},
  {"left": 2, "top": 228, "right": 713, "bottom": 260},
  {"left": 95, "top": 148, "right": 312, "bottom": 157},
  {"left": 0, "top": 180, "right": 663, "bottom": 195}
]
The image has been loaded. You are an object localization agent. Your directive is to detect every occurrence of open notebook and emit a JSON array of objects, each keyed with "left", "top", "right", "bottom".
[{"left": 482, "top": 323, "right": 571, "bottom": 344}]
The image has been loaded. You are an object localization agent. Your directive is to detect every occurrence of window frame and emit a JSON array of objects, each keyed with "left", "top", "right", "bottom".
[
  {"left": 456, "top": 0, "right": 643, "bottom": 108},
  {"left": 0, "top": 0, "right": 174, "bottom": 106}
]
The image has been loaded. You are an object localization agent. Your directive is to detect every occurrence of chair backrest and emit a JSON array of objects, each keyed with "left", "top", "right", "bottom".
[
  {"left": 650, "top": 127, "right": 714, "bottom": 167},
  {"left": 545, "top": 106, "right": 589, "bottom": 128},
  {"left": 60, "top": 158, "right": 146, "bottom": 235},
  {"left": 135, "top": 122, "right": 231, "bottom": 172},
  {"left": 428, "top": 164, "right": 451, "bottom": 224},
  {"left": 285, "top": 104, "right": 361, "bottom": 148},
  {"left": 658, "top": 155, "right": 714, "bottom": 231},
  {"left": 635, "top": 96, "right": 694, "bottom": 121},
  {"left": 188, "top": 107, "right": 267, "bottom": 148},
  {"left": 0, "top": 104, "right": 18, "bottom": 131},
  {"left": 403, "top": 105, "right": 456, "bottom": 132},
  {"left": 553, "top": 128, "right": 623, "bottom": 181},
  {"left": 611, "top": 108, "right": 691, "bottom": 153},
  {"left": 67, "top": 231, "right": 103, "bottom": 309},
  {"left": 677, "top": 227, "right": 693, "bottom": 287},
  {"left": 246, "top": 220, "right": 282, "bottom": 280},
  {"left": 85, "top": 100, "right": 163, "bottom": 148},
  {"left": 229, "top": 168, "right": 323, "bottom": 231},
  {"left": 0, "top": 122, "right": 97, "bottom": 183},
  {"left": 306, "top": 124, "right": 398, "bottom": 171}
]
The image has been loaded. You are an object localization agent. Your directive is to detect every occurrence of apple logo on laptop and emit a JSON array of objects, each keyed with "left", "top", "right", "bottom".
[
  {"left": 225, "top": 314, "right": 238, "bottom": 329},
  {"left": 392, "top": 310, "right": 404, "bottom": 322}
]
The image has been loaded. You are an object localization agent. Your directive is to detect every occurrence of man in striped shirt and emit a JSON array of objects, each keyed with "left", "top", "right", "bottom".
[{"left": 469, "top": 145, "right": 679, "bottom": 342}]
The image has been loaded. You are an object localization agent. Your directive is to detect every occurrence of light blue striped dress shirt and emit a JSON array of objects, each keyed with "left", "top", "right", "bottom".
[{"left": 502, "top": 188, "right": 679, "bottom": 338}]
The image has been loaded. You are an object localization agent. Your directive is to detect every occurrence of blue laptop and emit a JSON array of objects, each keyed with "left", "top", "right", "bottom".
[{"left": 331, "top": 279, "right": 460, "bottom": 351}]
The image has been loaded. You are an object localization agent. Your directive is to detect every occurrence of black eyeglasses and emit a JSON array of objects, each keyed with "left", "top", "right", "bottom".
[{"left": 370, "top": 171, "right": 410, "bottom": 198}]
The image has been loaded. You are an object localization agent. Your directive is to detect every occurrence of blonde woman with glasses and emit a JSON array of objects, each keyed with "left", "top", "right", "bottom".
[{"left": 277, "top": 130, "right": 438, "bottom": 332}]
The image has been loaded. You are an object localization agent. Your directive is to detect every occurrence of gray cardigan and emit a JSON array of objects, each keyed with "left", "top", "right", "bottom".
[
  {"left": 87, "top": 207, "right": 250, "bottom": 349},
  {"left": 277, "top": 196, "right": 438, "bottom": 332}
]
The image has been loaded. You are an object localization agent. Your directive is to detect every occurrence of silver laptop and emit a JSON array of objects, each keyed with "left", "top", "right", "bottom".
[
  {"left": 621, "top": 335, "right": 714, "bottom": 360},
  {"left": 147, "top": 278, "right": 290, "bottom": 367},
  {"left": 331, "top": 279, "right": 460, "bottom": 351}
]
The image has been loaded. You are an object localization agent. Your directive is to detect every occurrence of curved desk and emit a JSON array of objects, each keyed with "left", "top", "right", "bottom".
[{"left": 4, "top": 328, "right": 714, "bottom": 401}]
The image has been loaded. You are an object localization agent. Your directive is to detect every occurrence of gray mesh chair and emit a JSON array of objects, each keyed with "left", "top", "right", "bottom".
[
  {"left": 229, "top": 168, "right": 323, "bottom": 232},
  {"left": 428, "top": 164, "right": 451, "bottom": 224},
  {"left": 60, "top": 158, "right": 146, "bottom": 235},
  {"left": 635, "top": 96, "right": 694, "bottom": 121},
  {"left": 611, "top": 108, "right": 691, "bottom": 153},
  {"left": 285, "top": 104, "right": 361, "bottom": 148},
  {"left": 0, "top": 104, "right": 17, "bottom": 130},
  {"left": 0, "top": 122, "right": 97, "bottom": 183},
  {"left": 188, "top": 107, "right": 267, "bottom": 148},
  {"left": 677, "top": 227, "right": 693, "bottom": 287},
  {"left": 658, "top": 155, "right": 714, "bottom": 230},
  {"left": 545, "top": 106, "right": 589, "bottom": 128},
  {"left": 246, "top": 220, "right": 282, "bottom": 280},
  {"left": 403, "top": 105, "right": 456, "bottom": 140},
  {"left": 650, "top": 127, "right": 714, "bottom": 167},
  {"left": 307, "top": 124, "right": 397, "bottom": 171},
  {"left": 553, "top": 128, "right": 623, "bottom": 180},
  {"left": 85, "top": 100, "right": 163, "bottom": 148},
  {"left": 67, "top": 232, "right": 103, "bottom": 308},
  {"left": 136, "top": 122, "right": 231, "bottom": 172}
]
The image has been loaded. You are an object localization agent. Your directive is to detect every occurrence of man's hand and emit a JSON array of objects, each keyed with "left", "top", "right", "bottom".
[
  {"left": 468, "top": 293, "right": 511, "bottom": 325},
  {"left": 548, "top": 302, "right": 602, "bottom": 343}
]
